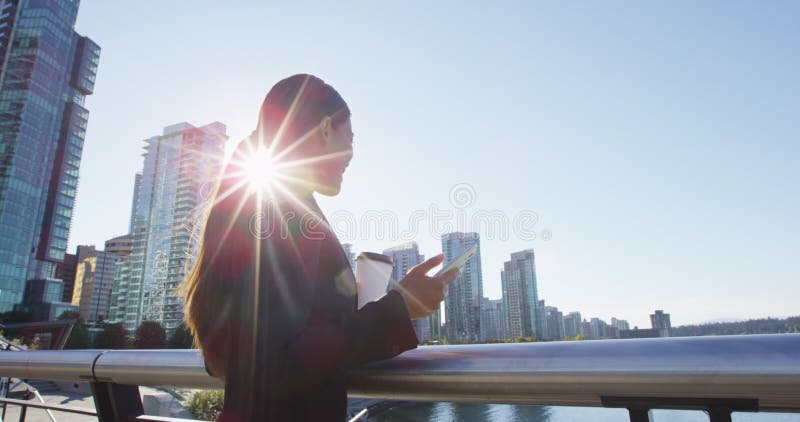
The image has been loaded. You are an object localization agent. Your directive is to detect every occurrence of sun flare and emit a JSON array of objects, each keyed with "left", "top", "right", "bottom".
[{"left": 244, "top": 146, "right": 278, "bottom": 192}]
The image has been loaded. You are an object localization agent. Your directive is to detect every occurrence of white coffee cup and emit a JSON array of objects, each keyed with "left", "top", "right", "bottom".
[{"left": 355, "top": 252, "right": 394, "bottom": 309}]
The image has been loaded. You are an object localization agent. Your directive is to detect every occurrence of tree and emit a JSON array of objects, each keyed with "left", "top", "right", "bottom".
[
  {"left": 168, "top": 322, "right": 195, "bottom": 349},
  {"left": 185, "top": 390, "right": 224, "bottom": 420},
  {"left": 58, "top": 311, "right": 90, "bottom": 349},
  {"left": 94, "top": 322, "right": 128, "bottom": 349},
  {"left": 135, "top": 321, "right": 166, "bottom": 349}
]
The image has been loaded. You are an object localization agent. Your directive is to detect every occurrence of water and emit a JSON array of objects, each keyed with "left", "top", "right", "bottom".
[{"left": 371, "top": 403, "right": 800, "bottom": 421}]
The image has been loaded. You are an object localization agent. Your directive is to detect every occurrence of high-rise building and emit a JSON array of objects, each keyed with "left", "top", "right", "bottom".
[
  {"left": 480, "top": 297, "right": 504, "bottom": 342},
  {"left": 72, "top": 248, "right": 120, "bottom": 322},
  {"left": 0, "top": 0, "right": 99, "bottom": 312},
  {"left": 563, "top": 311, "right": 582, "bottom": 338},
  {"left": 441, "top": 232, "right": 483, "bottom": 344},
  {"left": 589, "top": 317, "right": 609, "bottom": 339},
  {"left": 536, "top": 299, "right": 547, "bottom": 340},
  {"left": 650, "top": 310, "right": 671, "bottom": 337},
  {"left": 611, "top": 317, "right": 630, "bottom": 331},
  {"left": 606, "top": 324, "right": 620, "bottom": 339},
  {"left": 383, "top": 242, "right": 424, "bottom": 289},
  {"left": 128, "top": 174, "right": 142, "bottom": 235},
  {"left": 581, "top": 319, "right": 592, "bottom": 339},
  {"left": 71, "top": 244, "right": 97, "bottom": 304},
  {"left": 69, "top": 235, "right": 131, "bottom": 323},
  {"left": 500, "top": 249, "right": 541, "bottom": 339},
  {"left": 382, "top": 241, "right": 435, "bottom": 343},
  {"left": 55, "top": 252, "right": 78, "bottom": 303},
  {"left": 110, "top": 122, "right": 227, "bottom": 332},
  {"left": 430, "top": 303, "right": 442, "bottom": 340},
  {"left": 545, "top": 306, "right": 565, "bottom": 340},
  {"left": 105, "top": 234, "right": 132, "bottom": 256}
]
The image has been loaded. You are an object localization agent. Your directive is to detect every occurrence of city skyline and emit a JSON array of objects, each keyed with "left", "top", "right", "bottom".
[{"left": 65, "top": 2, "right": 798, "bottom": 328}]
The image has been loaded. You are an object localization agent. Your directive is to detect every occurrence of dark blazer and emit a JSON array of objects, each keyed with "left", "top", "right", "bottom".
[{"left": 211, "top": 194, "right": 418, "bottom": 422}]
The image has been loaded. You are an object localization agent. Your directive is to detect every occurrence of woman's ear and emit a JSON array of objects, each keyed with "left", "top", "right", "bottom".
[{"left": 319, "top": 116, "right": 333, "bottom": 145}]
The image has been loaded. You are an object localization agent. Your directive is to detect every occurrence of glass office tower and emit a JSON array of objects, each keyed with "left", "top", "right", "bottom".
[{"left": 0, "top": 0, "right": 99, "bottom": 312}]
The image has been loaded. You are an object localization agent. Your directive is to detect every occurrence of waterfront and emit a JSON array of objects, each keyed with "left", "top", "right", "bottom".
[{"left": 373, "top": 403, "right": 800, "bottom": 421}]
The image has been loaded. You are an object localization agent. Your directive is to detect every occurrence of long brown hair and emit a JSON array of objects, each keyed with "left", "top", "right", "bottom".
[{"left": 180, "top": 74, "right": 350, "bottom": 378}]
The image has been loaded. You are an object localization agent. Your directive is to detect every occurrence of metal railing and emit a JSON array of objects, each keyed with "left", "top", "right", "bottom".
[{"left": 0, "top": 333, "right": 798, "bottom": 421}]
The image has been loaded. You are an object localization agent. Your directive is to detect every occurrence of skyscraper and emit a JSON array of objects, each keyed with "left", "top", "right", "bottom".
[
  {"left": 110, "top": 122, "right": 227, "bottom": 332},
  {"left": 105, "top": 234, "right": 132, "bottom": 257},
  {"left": 0, "top": 0, "right": 99, "bottom": 312},
  {"left": 55, "top": 252, "right": 77, "bottom": 303},
  {"left": 611, "top": 317, "right": 630, "bottom": 331},
  {"left": 69, "top": 234, "right": 132, "bottom": 323},
  {"left": 589, "top": 317, "right": 609, "bottom": 339},
  {"left": 536, "top": 300, "right": 547, "bottom": 339},
  {"left": 500, "top": 249, "right": 542, "bottom": 339},
  {"left": 128, "top": 173, "right": 142, "bottom": 235},
  {"left": 382, "top": 241, "right": 436, "bottom": 343},
  {"left": 442, "top": 232, "right": 483, "bottom": 344},
  {"left": 72, "top": 248, "right": 120, "bottom": 322},
  {"left": 563, "top": 311, "right": 582, "bottom": 338},
  {"left": 545, "top": 306, "right": 565, "bottom": 340},
  {"left": 480, "top": 297, "right": 504, "bottom": 342},
  {"left": 650, "top": 310, "right": 672, "bottom": 337},
  {"left": 383, "top": 241, "right": 424, "bottom": 289}
]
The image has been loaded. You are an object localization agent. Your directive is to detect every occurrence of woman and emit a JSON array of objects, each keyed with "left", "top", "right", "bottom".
[{"left": 181, "top": 74, "right": 459, "bottom": 421}]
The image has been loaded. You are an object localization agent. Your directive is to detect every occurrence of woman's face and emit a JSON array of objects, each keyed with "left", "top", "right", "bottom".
[{"left": 314, "top": 117, "right": 353, "bottom": 196}]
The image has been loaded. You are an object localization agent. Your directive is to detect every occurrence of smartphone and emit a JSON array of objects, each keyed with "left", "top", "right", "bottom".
[{"left": 434, "top": 244, "right": 477, "bottom": 277}]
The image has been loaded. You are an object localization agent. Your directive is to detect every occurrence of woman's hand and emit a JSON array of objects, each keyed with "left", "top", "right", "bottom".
[{"left": 395, "top": 254, "right": 460, "bottom": 319}]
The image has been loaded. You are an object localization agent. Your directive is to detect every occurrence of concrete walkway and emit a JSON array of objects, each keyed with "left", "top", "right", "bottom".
[{"left": 1, "top": 383, "right": 196, "bottom": 422}]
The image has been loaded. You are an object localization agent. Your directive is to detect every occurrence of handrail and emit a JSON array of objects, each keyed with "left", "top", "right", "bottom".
[{"left": 0, "top": 334, "right": 798, "bottom": 414}]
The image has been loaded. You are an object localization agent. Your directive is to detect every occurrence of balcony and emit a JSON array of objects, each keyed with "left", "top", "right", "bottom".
[{"left": 0, "top": 334, "right": 798, "bottom": 421}]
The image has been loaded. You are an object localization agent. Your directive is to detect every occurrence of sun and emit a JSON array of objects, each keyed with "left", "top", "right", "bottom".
[{"left": 244, "top": 146, "right": 277, "bottom": 192}]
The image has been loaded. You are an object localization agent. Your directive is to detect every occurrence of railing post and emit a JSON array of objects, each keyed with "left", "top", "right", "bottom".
[
  {"left": 90, "top": 381, "right": 143, "bottom": 422},
  {"left": 17, "top": 404, "right": 26, "bottom": 421},
  {"left": 626, "top": 407, "right": 652, "bottom": 422},
  {"left": 707, "top": 407, "right": 732, "bottom": 422}
]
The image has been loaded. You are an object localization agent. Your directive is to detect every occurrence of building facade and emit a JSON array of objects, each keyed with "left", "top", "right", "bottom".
[
  {"left": 650, "top": 310, "right": 671, "bottom": 337},
  {"left": 563, "top": 311, "right": 582, "bottom": 338},
  {"left": 382, "top": 241, "right": 437, "bottom": 343},
  {"left": 545, "top": 306, "right": 565, "bottom": 340},
  {"left": 500, "top": 249, "right": 541, "bottom": 339},
  {"left": 105, "top": 233, "right": 132, "bottom": 256},
  {"left": 55, "top": 252, "right": 77, "bottom": 303},
  {"left": 110, "top": 122, "right": 227, "bottom": 332},
  {"left": 69, "top": 235, "right": 131, "bottom": 323},
  {"left": 611, "top": 317, "right": 630, "bottom": 331},
  {"left": 442, "top": 232, "right": 483, "bottom": 344},
  {"left": 0, "top": 0, "right": 99, "bottom": 312},
  {"left": 128, "top": 173, "right": 141, "bottom": 235},
  {"left": 72, "top": 249, "right": 119, "bottom": 322},
  {"left": 480, "top": 297, "right": 504, "bottom": 342}
]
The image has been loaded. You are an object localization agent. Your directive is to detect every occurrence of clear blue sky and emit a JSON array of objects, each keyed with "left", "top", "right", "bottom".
[{"left": 72, "top": 1, "right": 798, "bottom": 328}]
